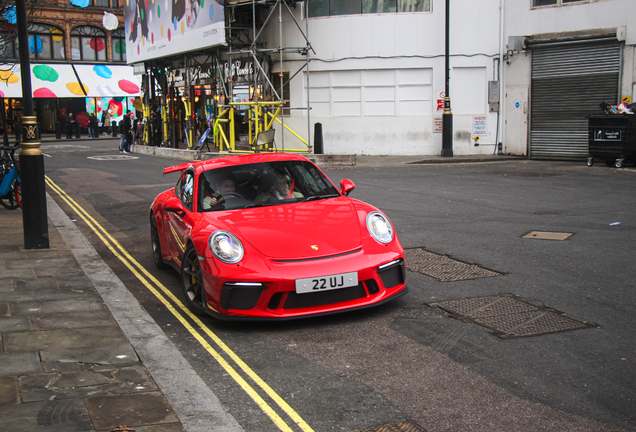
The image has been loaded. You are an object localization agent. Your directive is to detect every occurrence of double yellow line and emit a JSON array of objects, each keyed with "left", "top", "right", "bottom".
[{"left": 45, "top": 176, "right": 314, "bottom": 432}]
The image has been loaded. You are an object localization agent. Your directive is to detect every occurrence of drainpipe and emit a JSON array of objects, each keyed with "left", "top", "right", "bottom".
[{"left": 498, "top": 0, "right": 505, "bottom": 154}]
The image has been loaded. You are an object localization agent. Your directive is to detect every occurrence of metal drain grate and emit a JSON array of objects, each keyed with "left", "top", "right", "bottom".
[
  {"left": 355, "top": 422, "right": 428, "bottom": 432},
  {"left": 404, "top": 248, "right": 502, "bottom": 282},
  {"left": 432, "top": 294, "right": 597, "bottom": 339}
]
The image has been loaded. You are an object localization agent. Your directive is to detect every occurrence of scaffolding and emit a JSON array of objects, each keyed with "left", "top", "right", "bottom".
[{"left": 143, "top": 0, "right": 314, "bottom": 153}]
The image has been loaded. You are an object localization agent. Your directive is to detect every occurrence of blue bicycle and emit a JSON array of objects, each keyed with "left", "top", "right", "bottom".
[{"left": 0, "top": 144, "right": 22, "bottom": 210}]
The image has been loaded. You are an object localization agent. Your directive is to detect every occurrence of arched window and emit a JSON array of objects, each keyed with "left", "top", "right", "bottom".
[
  {"left": 71, "top": 25, "right": 106, "bottom": 61},
  {"left": 0, "top": 23, "right": 65, "bottom": 61},
  {"left": 111, "top": 28, "right": 126, "bottom": 63},
  {"left": 28, "top": 23, "right": 65, "bottom": 60}
]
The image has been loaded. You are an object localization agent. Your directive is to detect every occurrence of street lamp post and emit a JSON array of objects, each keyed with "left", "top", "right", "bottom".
[
  {"left": 16, "top": 0, "right": 49, "bottom": 249},
  {"left": 441, "top": 0, "right": 453, "bottom": 157}
]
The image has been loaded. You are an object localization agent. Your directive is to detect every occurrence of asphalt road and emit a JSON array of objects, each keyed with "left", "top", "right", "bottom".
[{"left": 41, "top": 138, "right": 636, "bottom": 432}]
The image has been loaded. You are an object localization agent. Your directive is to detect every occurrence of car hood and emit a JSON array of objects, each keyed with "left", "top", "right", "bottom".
[{"left": 211, "top": 197, "right": 363, "bottom": 259}]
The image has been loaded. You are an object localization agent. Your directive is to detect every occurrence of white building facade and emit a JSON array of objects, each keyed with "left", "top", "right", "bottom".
[{"left": 263, "top": 0, "right": 633, "bottom": 158}]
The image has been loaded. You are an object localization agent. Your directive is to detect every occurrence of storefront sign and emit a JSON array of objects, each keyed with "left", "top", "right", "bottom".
[{"left": 223, "top": 60, "right": 254, "bottom": 83}]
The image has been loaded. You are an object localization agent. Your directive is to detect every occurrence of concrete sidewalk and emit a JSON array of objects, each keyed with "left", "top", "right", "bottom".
[
  {"left": 36, "top": 132, "right": 525, "bottom": 166},
  {"left": 0, "top": 197, "right": 243, "bottom": 432}
]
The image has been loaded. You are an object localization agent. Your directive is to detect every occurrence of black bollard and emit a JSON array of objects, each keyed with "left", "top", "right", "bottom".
[
  {"left": 75, "top": 122, "right": 81, "bottom": 139},
  {"left": 112, "top": 120, "right": 117, "bottom": 138},
  {"left": 56, "top": 121, "right": 61, "bottom": 139},
  {"left": 20, "top": 116, "right": 49, "bottom": 249},
  {"left": 313, "top": 122, "right": 323, "bottom": 154}
]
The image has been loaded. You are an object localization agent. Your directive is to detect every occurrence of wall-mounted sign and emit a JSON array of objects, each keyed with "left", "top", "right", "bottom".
[
  {"left": 473, "top": 116, "right": 487, "bottom": 136},
  {"left": 433, "top": 117, "right": 443, "bottom": 133}
]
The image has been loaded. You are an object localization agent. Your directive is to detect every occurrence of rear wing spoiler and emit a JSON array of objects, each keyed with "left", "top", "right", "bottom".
[{"left": 163, "top": 162, "right": 194, "bottom": 175}]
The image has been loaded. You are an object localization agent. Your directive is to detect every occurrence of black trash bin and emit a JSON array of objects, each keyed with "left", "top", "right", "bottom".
[{"left": 587, "top": 114, "right": 636, "bottom": 168}]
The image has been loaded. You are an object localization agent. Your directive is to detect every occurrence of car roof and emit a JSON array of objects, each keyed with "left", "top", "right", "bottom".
[{"left": 163, "top": 153, "right": 311, "bottom": 175}]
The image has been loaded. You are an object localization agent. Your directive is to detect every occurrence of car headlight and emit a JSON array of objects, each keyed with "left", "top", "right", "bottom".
[
  {"left": 209, "top": 231, "right": 244, "bottom": 263},
  {"left": 366, "top": 212, "right": 394, "bottom": 243}
]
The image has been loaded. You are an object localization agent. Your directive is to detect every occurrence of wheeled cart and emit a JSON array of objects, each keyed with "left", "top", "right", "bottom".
[{"left": 587, "top": 114, "right": 636, "bottom": 168}]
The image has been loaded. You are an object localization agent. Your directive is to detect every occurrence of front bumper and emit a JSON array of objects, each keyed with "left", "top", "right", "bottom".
[{"left": 199, "top": 251, "right": 407, "bottom": 320}]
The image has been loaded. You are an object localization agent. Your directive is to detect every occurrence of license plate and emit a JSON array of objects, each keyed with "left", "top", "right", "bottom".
[{"left": 295, "top": 272, "right": 358, "bottom": 294}]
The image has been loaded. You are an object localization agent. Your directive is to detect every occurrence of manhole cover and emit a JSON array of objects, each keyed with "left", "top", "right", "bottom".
[
  {"left": 404, "top": 248, "right": 502, "bottom": 282},
  {"left": 522, "top": 231, "right": 574, "bottom": 241},
  {"left": 432, "top": 294, "right": 597, "bottom": 339},
  {"left": 355, "top": 422, "right": 427, "bottom": 432}
]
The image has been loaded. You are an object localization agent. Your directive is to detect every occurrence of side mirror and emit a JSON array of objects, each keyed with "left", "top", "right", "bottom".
[
  {"left": 165, "top": 197, "right": 186, "bottom": 217},
  {"left": 340, "top": 179, "right": 355, "bottom": 196}
]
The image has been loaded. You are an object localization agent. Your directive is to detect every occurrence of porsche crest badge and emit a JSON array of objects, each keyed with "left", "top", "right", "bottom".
[{"left": 311, "top": 245, "right": 319, "bottom": 250}]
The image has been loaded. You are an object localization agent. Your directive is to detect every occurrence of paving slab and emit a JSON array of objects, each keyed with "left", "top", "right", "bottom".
[
  {"left": 3, "top": 325, "right": 130, "bottom": 352},
  {"left": 11, "top": 298, "right": 108, "bottom": 315},
  {"left": 31, "top": 310, "right": 115, "bottom": 330},
  {"left": 0, "top": 352, "right": 43, "bottom": 376},
  {"left": 0, "top": 375, "right": 19, "bottom": 405},
  {"left": 0, "top": 315, "right": 33, "bottom": 332},
  {"left": 0, "top": 398, "right": 93, "bottom": 432},
  {"left": 19, "top": 366, "right": 157, "bottom": 402},
  {"left": 85, "top": 392, "right": 179, "bottom": 430}
]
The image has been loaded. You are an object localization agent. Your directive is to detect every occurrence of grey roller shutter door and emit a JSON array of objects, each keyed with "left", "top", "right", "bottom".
[{"left": 530, "top": 40, "right": 620, "bottom": 160}]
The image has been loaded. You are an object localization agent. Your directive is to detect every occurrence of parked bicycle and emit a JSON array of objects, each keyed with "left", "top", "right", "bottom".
[{"left": 0, "top": 143, "right": 22, "bottom": 210}]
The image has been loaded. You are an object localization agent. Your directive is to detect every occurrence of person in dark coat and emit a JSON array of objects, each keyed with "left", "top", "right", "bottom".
[
  {"left": 152, "top": 110, "right": 162, "bottom": 147},
  {"left": 89, "top": 113, "right": 99, "bottom": 138},
  {"left": 122, "top": 111, "right": 133, "bottom": 152},
  {"left": 66, "top": 113, "right": 75, "bottom": 139}
]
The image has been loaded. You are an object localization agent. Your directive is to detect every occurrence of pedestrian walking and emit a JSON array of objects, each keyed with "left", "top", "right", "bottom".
[
  {"left": 118, "top": 118, "right": 126, "bottom": 152},
  {"left": 102, "top": 110, "right": 111, "bottom": 136},
  {"left": 123, "top": 111, "right": 133, "bottom": 152},
  {"left": 66, "top": 112, "right": 75, "bottom": 139},
  {"left": 89, "top": 113, "right": 98, "bottom": 138}
]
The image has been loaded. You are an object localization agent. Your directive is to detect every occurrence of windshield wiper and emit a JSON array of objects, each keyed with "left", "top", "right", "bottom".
[
  {"left": 243, "top": 202, "right": 281, "bottom": 209},
  {"left": 301, "top": 194, "right": 340, "bottom": 202}
]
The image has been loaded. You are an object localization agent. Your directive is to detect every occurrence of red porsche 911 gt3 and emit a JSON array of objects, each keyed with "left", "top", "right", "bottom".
[{"left": 150, "top": 153, "right": 407, "bottom": 320}]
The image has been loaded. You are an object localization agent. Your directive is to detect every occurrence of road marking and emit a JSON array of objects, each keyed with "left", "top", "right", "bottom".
[
  {"left": 42, "top": 144, "right": 90, "bottom": 149},
  {"left": 45, "top": 176, "right": 314, "bottom": 432},
  {"left": 87, "top": 155, "right": 139, "bottom": 160}
]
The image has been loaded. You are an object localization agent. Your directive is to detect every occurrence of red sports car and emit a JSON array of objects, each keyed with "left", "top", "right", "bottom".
[{"left": 150, "top": 153, "right": 407, "bottom": 320}]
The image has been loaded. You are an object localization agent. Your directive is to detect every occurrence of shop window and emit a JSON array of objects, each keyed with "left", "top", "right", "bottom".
[
  {"left": 111, "top": 28, "right": 126, "bottom": 62},
  {"left": 71, "top": 25, "right": 106, "bottom": 61}
]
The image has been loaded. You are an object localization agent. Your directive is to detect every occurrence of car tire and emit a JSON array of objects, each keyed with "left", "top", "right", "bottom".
[
  {"left": 181, "top": 244, "right": 207, "bottom": 315},
  {"left": 150, "top": 212, "right": 166, "bottom": 269}
]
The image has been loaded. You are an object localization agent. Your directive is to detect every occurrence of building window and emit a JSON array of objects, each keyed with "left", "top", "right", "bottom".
[
  {"left": 532, "top": 0, "right": 591, "bottom": 7},
  {"left": 307, "top": 68, "right": 432, "bottom": 117},
  {"left": 71, "top": 25, "right": 106, "bottom": 61},
  {"left": 111, "top": 28, "right": 126, "bottom": 62},
  {"left": 308, "top": 0, "right": 430, "bottom": 18},
  {"left": 94, "top": 0, "right": 119, "bottom": 7},
  {"left": 0, "top": 23, "right": 65, "bottom": 60},
  {"left": 28, "top": 23, "right": 65, "bottom": 60}
]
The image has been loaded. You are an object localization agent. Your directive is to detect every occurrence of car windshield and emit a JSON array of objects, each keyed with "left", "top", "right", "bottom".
[{"left": 197, "top": 160, "right": 340, "bottom": 212}]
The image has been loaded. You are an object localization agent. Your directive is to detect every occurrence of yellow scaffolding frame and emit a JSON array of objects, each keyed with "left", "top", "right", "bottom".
[{"left": 213, "top": 101, "right": 310, "bottom": 153}]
